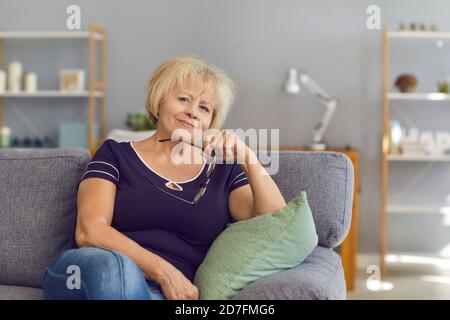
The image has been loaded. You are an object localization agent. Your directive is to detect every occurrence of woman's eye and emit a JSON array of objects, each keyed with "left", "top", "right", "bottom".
[
  {"left": 179, "top": 97, "right": 189, "bottom": 102},
  {"left": 200, "top": 106, "right": 210, "bottom": 113}
]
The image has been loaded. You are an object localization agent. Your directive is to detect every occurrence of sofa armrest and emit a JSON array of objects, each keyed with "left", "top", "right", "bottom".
[
  {"left": 270, "top": 151, "right": 354, "bottom": 248},
  {"left": 231, "top": 246, "right": 346, "bottom": 300}
]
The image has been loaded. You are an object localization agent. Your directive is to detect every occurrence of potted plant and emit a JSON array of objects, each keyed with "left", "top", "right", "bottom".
[
  {"left": 437, "top": 73, "right": 449, "bottom": 93},
  {"left": 126, "top": 112, "right": 157, "bottom": 131}
]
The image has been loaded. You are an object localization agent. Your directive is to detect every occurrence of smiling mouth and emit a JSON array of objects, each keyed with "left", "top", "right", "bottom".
[{"left": 178, "top": 119, "right": 196, "bottom": 129}]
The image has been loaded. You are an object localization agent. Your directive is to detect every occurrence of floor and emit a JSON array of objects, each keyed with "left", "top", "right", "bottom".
[{"left": 347, "top": 253, "right": 450, "bottom": 300}]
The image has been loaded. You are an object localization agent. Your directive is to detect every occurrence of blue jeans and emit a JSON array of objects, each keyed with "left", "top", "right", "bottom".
[{"left": 43, "top": 247, "right": 166, "bottom": 300}]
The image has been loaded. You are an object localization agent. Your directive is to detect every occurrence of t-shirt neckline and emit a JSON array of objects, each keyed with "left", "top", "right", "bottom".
[{"left": 128, "top": 141, "right": 208, "bottom": 185}]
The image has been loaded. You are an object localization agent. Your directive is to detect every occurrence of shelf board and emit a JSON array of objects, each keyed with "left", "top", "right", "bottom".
[
  {"left": 387, "top": 205, "right": 450, "bottom": 214},
  {"left": 387, "top": 154, "right": 450, "bottom": 162},
  {"left": 0, "top": 90, "right": 103, "bottom": 98},
  {"left": 385, "top": 252, "right": 450, "bottom": 270},
  {"left": 387, "top": 92, "right": 450, "bottom": 101},
  {"left": 387, "top": 31, "right": 450, "bottom": 39},
  {"left": 0, "top": 31, "right": 103, "bottom": 40}
]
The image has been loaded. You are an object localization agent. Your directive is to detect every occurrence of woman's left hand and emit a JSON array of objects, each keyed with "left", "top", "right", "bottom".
[{"left": 202, "top": 130, "right": 256, "bottom": 165}]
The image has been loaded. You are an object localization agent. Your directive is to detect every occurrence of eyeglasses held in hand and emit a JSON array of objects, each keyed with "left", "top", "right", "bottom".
[{"left": 155, "top": 137, "right": 216, "bottom": 205}]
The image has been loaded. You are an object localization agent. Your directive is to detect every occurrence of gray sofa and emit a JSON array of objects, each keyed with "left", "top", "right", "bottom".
[{"left": 0, "top": 147, "right": 353, "bottom": 300}]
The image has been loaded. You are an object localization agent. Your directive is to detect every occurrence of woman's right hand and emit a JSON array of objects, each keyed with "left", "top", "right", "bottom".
[{"left": 155, "top": 259, "right": 199, "bottom": 300}]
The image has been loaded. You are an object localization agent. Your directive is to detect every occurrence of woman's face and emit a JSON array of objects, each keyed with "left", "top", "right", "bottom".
[{"left": 157, "top": 81, "right": 216, "bottom": 137}]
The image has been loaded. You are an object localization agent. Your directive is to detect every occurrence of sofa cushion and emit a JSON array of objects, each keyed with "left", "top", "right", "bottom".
[
  {"left": 194, "top": 191, "right": 318, "bottom": 300},
  {"left": 0, "top": 285, "right": 43, "bottom": 300},
  {"left": 0, "top": 148, "right": 91, "bottom": 288}
]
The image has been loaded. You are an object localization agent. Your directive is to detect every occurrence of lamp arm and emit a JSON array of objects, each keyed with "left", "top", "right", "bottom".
[
  {"left": 298, "top": 71, "right": 338, "bottom": 144},
  {"left": 312, "top": 99, "right": 337, "bottom": 144}
]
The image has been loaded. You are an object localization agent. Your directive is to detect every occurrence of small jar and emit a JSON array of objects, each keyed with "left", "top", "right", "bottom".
[
  {"left": 25, "top": 72, "right": 37, "bottom": 93},
  {"left": 0, "top": 126, "right": 11, "bottom": 148},
  {"left": 0, "top": 70, "right": 6, "bottom": 94}
]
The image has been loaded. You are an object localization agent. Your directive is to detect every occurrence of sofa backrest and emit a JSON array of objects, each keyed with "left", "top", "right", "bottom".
[
  {"left": 0, "top": 148, "right": 353, "bottom": 288},
  {"left": 0, "top": 147, "right": 90, "bottom": 288}
]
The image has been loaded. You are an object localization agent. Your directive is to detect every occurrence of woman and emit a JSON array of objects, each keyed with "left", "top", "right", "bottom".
[{"left": 43, "top": 56, "right": 286, "bottom": 300}]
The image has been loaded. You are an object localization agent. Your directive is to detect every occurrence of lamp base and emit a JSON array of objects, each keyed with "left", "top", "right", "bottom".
[{"left": 309, "top": 142, "right": 327, "bottom": 151}]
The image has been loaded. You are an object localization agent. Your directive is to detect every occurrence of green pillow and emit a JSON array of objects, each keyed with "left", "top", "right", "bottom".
[{"left": 193, "top": 191, "right": 318, "bottom": 300}]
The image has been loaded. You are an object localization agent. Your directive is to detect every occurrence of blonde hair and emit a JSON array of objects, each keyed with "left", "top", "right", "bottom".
[{"left": 145, "top": 56, "right": 236, "bottom": 129}]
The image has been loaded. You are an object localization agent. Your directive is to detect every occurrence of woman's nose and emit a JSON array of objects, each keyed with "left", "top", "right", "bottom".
[
  {"left": 186, "top": 111, "right": 198, "bottom": 120},
  {"left": 185, "top": 104, "right": 199, "bottom": 119}
]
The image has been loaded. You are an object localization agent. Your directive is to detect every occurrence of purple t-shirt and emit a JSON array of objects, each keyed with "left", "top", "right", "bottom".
[{"left": 77, "top": 138, "right": 249, "bottom": 281}]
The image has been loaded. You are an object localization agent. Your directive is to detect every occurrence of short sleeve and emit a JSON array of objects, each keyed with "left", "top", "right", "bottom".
[
  {"left": 78, "top": 139, "right": 120, "bottom": 187},
  {"left": 227, "top": 163, "right": 249, "bottom": 192}
]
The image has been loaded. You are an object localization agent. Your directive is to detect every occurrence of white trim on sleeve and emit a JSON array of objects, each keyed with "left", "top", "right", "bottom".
[
  {"left": 230, "top": 172, "right": 245, "bottom": 186},
  {"left": 231, "top": 177, "right": 248, "bottom": 186},
  {"left": 81, "top": 170, "right": 119, "bottom": 182},
  {"left": 86, "top": 161, "right": 120, "bottom": 181}
]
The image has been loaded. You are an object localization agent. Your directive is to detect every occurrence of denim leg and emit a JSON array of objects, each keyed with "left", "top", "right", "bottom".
[
  {"left": 147, "top": 280, "right": 166, "bottom": 300},
  {"left": 43, "top": 247, "right": 160, "bottom": 300}
]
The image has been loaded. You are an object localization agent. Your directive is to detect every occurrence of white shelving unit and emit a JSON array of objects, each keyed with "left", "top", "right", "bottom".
[
  {"left": 380, "top": 29, "right": 450, "bottom": 277},
  {"left": 0, "top": 25, "right": 107, "bottom": 154}
]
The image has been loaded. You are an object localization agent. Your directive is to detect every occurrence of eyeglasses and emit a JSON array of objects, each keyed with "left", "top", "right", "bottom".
[{"left": 155, "top": 137, "right": 216, "bottom": 205}]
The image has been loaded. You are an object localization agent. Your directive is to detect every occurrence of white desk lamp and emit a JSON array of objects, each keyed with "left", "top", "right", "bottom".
[{"left": 284, "top": 68, "right": 338, "bottom": 151}]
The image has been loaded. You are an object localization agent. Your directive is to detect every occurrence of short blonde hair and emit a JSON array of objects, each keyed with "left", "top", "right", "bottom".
[{"left": 145, "top": 56, "right": 236, "bottom": 129}]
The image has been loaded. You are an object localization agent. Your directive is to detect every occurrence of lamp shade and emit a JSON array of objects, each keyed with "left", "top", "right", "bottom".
[{"left": 285, "top": 68, "right": 301, "bottom": 94}]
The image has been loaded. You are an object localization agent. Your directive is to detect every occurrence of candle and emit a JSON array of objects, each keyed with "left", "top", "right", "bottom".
[
  {"left": 0, "top": 70, "right": 6, "bottom": 94},
  {"left": 25, "top": 72, "right": 37, "bottom": 93},
  {"left": 8, "top": 61, "right": 23, "bottom": 93}
]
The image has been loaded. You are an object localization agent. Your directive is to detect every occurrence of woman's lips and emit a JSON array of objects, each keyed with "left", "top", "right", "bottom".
[{"left": 178, "top": 119, "right": 196, "bottom": 129}]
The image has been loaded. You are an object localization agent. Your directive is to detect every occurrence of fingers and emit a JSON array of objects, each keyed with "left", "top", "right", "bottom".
[
  {"left": 188, "top": 285, "right": 199, "bottom": 300},
  {"left": 194, "top": 286, "right": 199, "bottom": 300},
  {"left": 203, "top": 131, "right": 216, "bottom": 147},
  {"left": 182, "top": 283, "right": 199, "bottom": 300},
  {"left": 211, "top": 131, "right": 226, "bottom": 159},
  {"left": 224, "top": 131, "right": 238, "bottom": 162},
  {"left": 160, "top": 276, "right": 199, "bottom": 300},
  {"left": 203, "top": 130, "right": 239, "bottom": 163},
  {"left": 202, "top": 131, "right": 218, "bottom": 159},
  {"left": 175, "top": 285, "right": 199, "bottom": 300}
]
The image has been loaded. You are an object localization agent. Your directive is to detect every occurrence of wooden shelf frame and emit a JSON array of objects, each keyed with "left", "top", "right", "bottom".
[
  {"left": 0, "top": 24, "right": 106, "bottom": 154},
  {"left": 0, "top": 90, "right": 104, "bottom": 98},
  {"left": 0, "top": 30, "right": 104, "bottom": 40}
]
